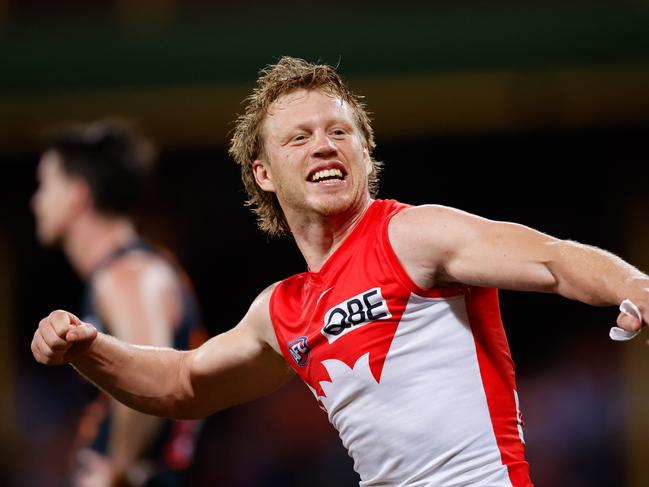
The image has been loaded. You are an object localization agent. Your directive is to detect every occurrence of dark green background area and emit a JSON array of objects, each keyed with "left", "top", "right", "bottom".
[
  {"left": 2, "top": 2, "right": 649, "bottom": 486},
  {"left": 2, "top": 3, "right": 649, "bottom": 94}
]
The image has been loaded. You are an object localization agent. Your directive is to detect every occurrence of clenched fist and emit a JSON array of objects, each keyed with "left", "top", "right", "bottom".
[{"left": 31, "top": 310, "right": 98, "bottom": 365}]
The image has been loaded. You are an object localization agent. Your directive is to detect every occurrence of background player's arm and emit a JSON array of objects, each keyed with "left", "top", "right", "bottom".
[
  {"left": 91, "top": 255, "right": 179, "bottom": 479},
  {"left": 32, "top": 285, "right": 294, "bottom": 419},
  {"left": 389, "top": 204, "right": 649, "bottom": 331}
]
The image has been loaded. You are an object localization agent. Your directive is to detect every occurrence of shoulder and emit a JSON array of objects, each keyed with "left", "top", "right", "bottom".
[
  {"left": 249, "top": 281, "right": 280, "bottom": 315},
  {"left": 94, "top": 251, "right": 180, "bottom": 300},
  {"left": 391, "top": 203, "right": 486, "bottom": 227},
  {"left": 92, "top": 251, "right": 183, "bottom": 334},
  {"left": 388, "top": 204, "right": 490, "bottom": 288},
  {"left": 389, "top": 204, "right": 491, "bottom": 244},
  {"left": 240, "top": 282, "right": 283, "bottom": 354}
]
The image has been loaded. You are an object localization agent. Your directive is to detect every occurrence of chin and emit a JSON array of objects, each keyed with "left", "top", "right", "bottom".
[
  {"left": 35, "top": 226, "right": 59, "bottom": 247},
  {"left": 313, "top": 193, "right": 356, "bottom": 216}
]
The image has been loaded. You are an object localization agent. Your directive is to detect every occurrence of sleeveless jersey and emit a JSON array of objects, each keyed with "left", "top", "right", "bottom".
[
  {"left": 270, "top": 199, "right": 533, "bottom": 487},
  {"left": 77, "top": 239, "right": 206, "bottom": 474}
]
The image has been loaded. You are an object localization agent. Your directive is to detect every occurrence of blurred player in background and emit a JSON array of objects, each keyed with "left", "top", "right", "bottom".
[
  {"left": 31, "top": 120, "right": 206, "bottom": 487},
  {"left": 32, "top": 60, "right": 649, "bottom": 487}
]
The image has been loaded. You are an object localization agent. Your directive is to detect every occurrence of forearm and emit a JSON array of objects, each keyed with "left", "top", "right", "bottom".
[
  {"left": 70, "top": 332, "right": 191, "bottom": 417},
  {"left": 108, "top": 401, "right": 164, "bottom": 475},
  {"left": 547, "top": 240, "right": 649, "bottom": 306}
]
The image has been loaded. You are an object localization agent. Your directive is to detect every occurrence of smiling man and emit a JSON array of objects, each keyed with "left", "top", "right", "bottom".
[{"left": 32, "top": 57, "right": 649, "bottom": 487}]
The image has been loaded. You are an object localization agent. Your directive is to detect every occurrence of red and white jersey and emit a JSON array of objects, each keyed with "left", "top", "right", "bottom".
[{"left": 270, "top": 199, "right": 533, "bottom": 487}]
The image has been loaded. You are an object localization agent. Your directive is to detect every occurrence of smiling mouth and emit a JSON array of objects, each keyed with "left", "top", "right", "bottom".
[{"left": 308, "top": 168, "right": 346, "bottom": 183}]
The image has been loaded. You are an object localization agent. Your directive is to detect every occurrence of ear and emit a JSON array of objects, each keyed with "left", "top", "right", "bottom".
[
  {"left": 252, "top": 159, "right": 276, "bottom": 192},
  {"left": 69, "top": 176, "right": 93, "bottom": 214},
  {"left": 362, "top": 144, "right": 373, "bottom": 177}
]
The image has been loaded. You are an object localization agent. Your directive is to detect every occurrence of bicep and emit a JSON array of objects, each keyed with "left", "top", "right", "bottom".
[
  {"left": 178, "top": 286, "right": 294, "bottom": 418},
  {"left": 391, "top": 205, "right": 561, "bottom": 292},
  {"left": 444, "top": 217, "right": 561, "bottom": 291},
  {"left": 184, "top": 325, "right": 293, "bottom": 416}
]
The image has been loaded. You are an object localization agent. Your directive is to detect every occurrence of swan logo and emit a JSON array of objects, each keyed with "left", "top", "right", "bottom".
[
  {"left": 288, "top": 336, "right": 310, "bottom": 367},
  {"left": 321, "top": 287, "right": 391, "bottom": 344}
]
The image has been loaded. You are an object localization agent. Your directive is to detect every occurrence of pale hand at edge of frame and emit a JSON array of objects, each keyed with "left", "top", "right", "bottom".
[{"left": 609, "top": 299, "right": 643, "bottom": 341}]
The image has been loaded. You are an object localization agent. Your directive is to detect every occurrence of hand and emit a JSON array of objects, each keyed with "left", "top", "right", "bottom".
[
  {"left": 73, "top": 448, "right": 153, "bottom": 487},
  {"left": 31, "top": 310, "right": 97, "bottom": 365},
  {"left": 72, "top": 449, "right": 118, "bottom": 487},
  {"left": 615, "top": 295, "right": 648, "bottom": 345}
]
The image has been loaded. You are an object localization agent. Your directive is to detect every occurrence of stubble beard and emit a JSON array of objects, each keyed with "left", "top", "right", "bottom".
[{"left": 276, "top": 178, "right": 359, "bottom": 223}]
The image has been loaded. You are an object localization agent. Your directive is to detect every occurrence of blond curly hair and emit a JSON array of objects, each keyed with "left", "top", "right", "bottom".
[{"left": 229, "top": 56, "right": 382, "bottom": 237}]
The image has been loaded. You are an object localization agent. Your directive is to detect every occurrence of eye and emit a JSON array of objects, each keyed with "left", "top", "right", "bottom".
[
  {"left": 291, "top": 134, "right": 308, "bottom": 143},
  {"left": 331, "top": 129, "right": 347, "bottom": 137}
]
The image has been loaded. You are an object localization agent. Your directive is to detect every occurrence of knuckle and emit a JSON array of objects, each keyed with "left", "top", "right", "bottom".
[
  {"left": 38, "top": 318, "right": 49, "bottom": 330},
  {"left": 49, "top": 310, "right": 67, "bottom": 322}
]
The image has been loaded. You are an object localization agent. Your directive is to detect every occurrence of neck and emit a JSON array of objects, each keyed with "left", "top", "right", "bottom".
[
  {"left": 289, "top": 195, "right": 373, "bottom": 272},
  {"left": 62, "top": 211, "right": 138, "bottom": 279}
]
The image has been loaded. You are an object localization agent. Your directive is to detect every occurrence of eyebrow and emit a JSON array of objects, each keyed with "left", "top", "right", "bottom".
[{"left": 285, "top": 117, "right": 354, "bottom": 133}]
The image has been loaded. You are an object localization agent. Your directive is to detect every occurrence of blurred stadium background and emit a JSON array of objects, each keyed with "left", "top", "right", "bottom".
[{"left": 1, "top": 1, "right": 649, "bottom": 486}]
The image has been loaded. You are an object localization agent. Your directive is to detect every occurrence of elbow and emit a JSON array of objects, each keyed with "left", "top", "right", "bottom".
[
  {"left": 167, "top": 400, "right": 207, "bottom": 421},
  {"left": 166, "top": 350, "right": 226, "bottom": 421},
  {"left": 167, "top": 393, "right": 225, "bottom": 420},
  {"left": 168, "top": 351, "right": 202, "bottom": 420}
]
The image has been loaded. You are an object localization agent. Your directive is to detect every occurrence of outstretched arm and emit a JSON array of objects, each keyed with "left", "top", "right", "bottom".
[
  {"left": 31, "top": 284, "right": 294, "bottom": 420},
  {"left": 389, "top": 205, "right": 649, "bottom": 334}
]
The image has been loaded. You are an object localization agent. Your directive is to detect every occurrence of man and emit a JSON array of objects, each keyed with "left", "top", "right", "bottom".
[
  {"left": 31, "top": 120, "right": 206, "bottom": 487},
  {"left": 32, "top": 59, "right": 648, "bottom": 487}
]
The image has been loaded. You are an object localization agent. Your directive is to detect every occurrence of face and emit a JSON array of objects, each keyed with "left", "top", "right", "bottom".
[
  {"left": 253, "top": 89, "right": 372, "bottom": 222},
  {"left": 31, "top": 151, "right": 84, "bottom": 246}
]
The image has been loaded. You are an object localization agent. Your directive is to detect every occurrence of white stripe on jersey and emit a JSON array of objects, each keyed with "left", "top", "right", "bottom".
[{"left": 311, "top": 293, "right": 514, "bottom": 487}]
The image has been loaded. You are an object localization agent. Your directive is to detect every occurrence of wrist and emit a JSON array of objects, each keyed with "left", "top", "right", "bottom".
[
  {"left": 69, "top": 331, "right": 107, "bottom": 368},
  {"left": 111, "top": 459, "right": 154, "bottom": 487},
  {"left": 620, "top": 276, "right": 649, "bottom": 303}
]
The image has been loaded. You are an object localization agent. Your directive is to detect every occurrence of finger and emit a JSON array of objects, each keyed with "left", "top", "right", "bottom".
[
  {"left": 66, "top": 312, "right": 82, "bottom": 326},
  {"left": 48, "top": 310, "right": 77, "bottom": 337},
  {"left": 32, "top": 331, "right": 49, "bottom": 360},
  {"left": 40, "top": 319, "right": 70, "bottom": 351},
  {"left": 616, "top": 312, "right": 641, "bottom": 332},
  {"left": 32, "top": 331, "right": 60, "bottom": 364},
  {"left": 31, "top": 334, "right": 45, "bottom": 363},
  {"left": 621, "top": 299, "right": 646, "bottom": 325},
  {"left": 66, "top": 324, "right": 97, "bottom": 344}
]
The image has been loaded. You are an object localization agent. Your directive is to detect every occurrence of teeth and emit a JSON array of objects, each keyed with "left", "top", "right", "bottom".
[{"left": 311, "top": 168, "right": 344, "bottom": 182}]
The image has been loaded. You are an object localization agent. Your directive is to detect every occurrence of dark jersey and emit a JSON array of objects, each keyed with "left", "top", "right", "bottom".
[{"left": 75, "top": 239, "right": 206, "bottom": 477}]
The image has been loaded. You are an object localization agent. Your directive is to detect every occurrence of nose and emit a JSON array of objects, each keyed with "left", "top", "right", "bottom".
[{"left": 311, "top": 131, "right": 337, "bottom": 159}]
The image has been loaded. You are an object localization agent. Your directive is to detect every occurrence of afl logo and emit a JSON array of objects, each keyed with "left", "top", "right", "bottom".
[{"left": 288, "top": 336, "right": 311, "bottom": 367}]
